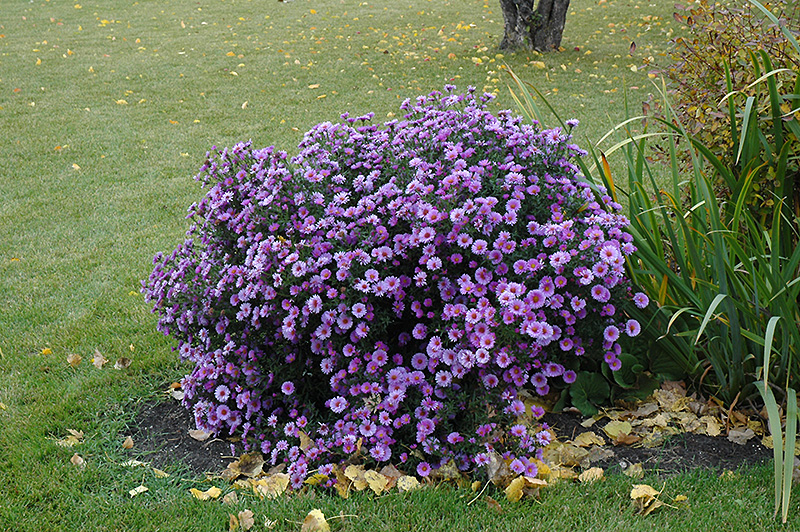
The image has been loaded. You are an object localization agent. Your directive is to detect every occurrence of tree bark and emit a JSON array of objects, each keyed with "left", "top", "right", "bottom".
[
  {"left": 531, "top": 0, "right": 571, "bottom": 52},
  {"left": 498, "top": 0, "right": 570, "bottom": 52}
]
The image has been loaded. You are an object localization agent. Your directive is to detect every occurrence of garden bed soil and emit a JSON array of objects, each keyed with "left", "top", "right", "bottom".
[{"left": 129, "top": 399, "right": 772, "bottom": 478}]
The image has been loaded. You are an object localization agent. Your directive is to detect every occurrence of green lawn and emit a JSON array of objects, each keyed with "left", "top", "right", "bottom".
[{"left": 2, "top": 0, "right": 795, "bottom": 530}]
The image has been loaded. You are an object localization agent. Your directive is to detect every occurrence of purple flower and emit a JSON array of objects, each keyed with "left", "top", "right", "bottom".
[
  {"left": 603, "top": 325, "right": 620, "bottom": 342},
  {"left": 417, "top": 462, "right": 432, "bottom": 477},
  {"left": 625, "top": 319, "right": 641, "bottom": 337},
  {"left": 633, "top": 292, "right": 649, "bottom": 309},
  {"left": 281, "top": 381, "right": 295, "bottom": 395}
]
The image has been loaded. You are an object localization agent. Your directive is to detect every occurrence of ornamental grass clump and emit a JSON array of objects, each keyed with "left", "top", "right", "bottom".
[{"left": 144, "top": 87, "right": 645, "bottom": 488}]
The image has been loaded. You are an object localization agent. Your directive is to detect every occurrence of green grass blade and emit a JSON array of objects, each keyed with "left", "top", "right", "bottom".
[{"left": 782, "top": 388, "right": 797, "bottom": 523}]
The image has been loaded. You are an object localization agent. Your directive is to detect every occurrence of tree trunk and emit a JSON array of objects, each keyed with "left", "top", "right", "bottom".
[
  {"left": 531, "top": 0, "right": 571, "bottom": 52},
  {"left": 498, "top": 0, "right": 570, "bottom": 52}
]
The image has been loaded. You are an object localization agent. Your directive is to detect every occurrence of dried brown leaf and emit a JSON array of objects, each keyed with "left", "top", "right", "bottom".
[
  {"left": 114, "top": 357, "right": 132, "bottom": 370},
  {"left": 92, "top": 349, "right": 107, "bottom": 368},
  {"left": 70, "top": 453, "right": 85, "bottom": 468},
  {"left": 122, "top": 436, "right": 134, "bottom": 449},
  {"left": 188, "top": 429, "right": 211, "bottom": 441},
  {"left": 578, "top": 467, "right": 604, "bottom": 483}
]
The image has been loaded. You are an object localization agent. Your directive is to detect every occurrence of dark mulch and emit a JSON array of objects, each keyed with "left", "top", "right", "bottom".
[
  {"left": 542, "top": 411, "right": 772, "bottom": 476},
  {"left": 128, "top": 399, "right": 773, "bottom": 478}
]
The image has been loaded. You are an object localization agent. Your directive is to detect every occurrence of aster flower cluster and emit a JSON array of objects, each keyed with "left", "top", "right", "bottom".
[{"left": 143, "top": 87, "right": 648, "bottom": 487}]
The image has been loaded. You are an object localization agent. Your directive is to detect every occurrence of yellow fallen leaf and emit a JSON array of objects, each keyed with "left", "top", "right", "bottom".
[
  {"left": 56, "top": 429, "right": 84, "bottom": 447},
  {"left": 190, "top": 486, "right": 222, "bottom": 501},
  {"left": 504, "top": 476, "right": 526, "bottom": 503},
  {"left": 572, "top": 431, "right": 605, "bottom": 447},
  {"left": 253, "top": 473, "right": 289, "bottom": 499},
  {"left": 365, "top": 469, "right": 389, "bottom": 495},
  {"left": 36, "top": 58, "right": 42, "bottom": 65},
  {"left": 308, "top": 84, "right": 320, "bottom": 89},
  {"left": 603, "top": 420, "right": 633, "bottom": 439},
  {"left": 129, "top": 485, "right": 149, "bottom": 497},
  {"left": 532, "top": 61, "right": 546, "bottom": 69},
  {"left": 623, "top": 462, "right": 645, "bottom": 479},
  {"left": 344, "top": 464, "right": 368, "bottom": 491},
  {"left": 396, "top": 475, "right": 420, "bottom": 492},
  {"left": 122, "top": 436, "right": 134, "bottom": 449},
  {"left": 115, "top": 99, "right": 128, "bottom": 105},
  {"left": 67, "top": 353, "right": 82, "bottom": 368},
  {"left": 152, "top": 468, "right": 170, "bottom": 478},
  {"left": 301, "top": 509, "right": 329, "bottom": 532},
  {"left": 630, "top": 484, "right": 664, "bottom": 516}
]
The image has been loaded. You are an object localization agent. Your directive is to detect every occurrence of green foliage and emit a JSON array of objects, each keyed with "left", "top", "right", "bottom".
[
  {"left": 756, "top": 317, "right": 797, "bottom": 524},
  {"left": 507, "top": 0, "right": 800, "bottom": 406},
  {"left": 568, "top": 372, "right": 610, "bottom": 417},
  {"left": 651, "top": 0, "right": 800, "bottom": 223}
]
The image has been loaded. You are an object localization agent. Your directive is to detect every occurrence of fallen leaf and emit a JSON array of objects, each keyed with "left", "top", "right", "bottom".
[
  {"left": 396, "top": 475, "right": 420, "bottom": 492},
  {"left": 505, "top": 475, "right": 547, "bottom": 502},
  {"left": 152, "top": 468, "right": 170, "bottom": 478},
  {"left": 238, "top": 510, "right": 255, "bottom": 531},
  {"left": 603, "top": 420, "right": 633, "bottom": 440},
  {"left": 344, "top": 464, "right": 368, "bottom": 491},
  {"left": 379, "top": 464, "right": 404, "bottom": 489},
  {"left": 67, "top": 353, "right": 82, "bottom": 368},
  {"left": 572, "top": 431, "right": 605, "bottom": 447},
  {"left": 333, "top": 466, "right": 351, "bottom": 498},
  {"left": 223, "top": 452, "right": 264, "bottom": 481},
  {"left": 190, "top": 486, "right": 222, "bottom": 501},
  {"left": 364, "top": 469, "right": 389, "bottom": 495},
  {"left": 253, "top": 473, "right": 289, "bottom": 499},
  {"left": 578, "top": 467, "right": 604, "bottom": 483},
  {"left": 129, "top": 485, "right": 149, "bottom": 497},
  {"left": 727, "top": 427, "right": 756, "bottom": 445},
  {"left": 301, "top": 509, "right": 330, "bottom": 532},
  {"left": 188, "top": 429, "right": 211, "bottom": 441},
  {"left": 485, "top": 495, "right": 503, "bottom": 513},
  {"left": 92, "top": 349, "right": 107, "bottom": 368},
  {"left": 122, "top": 436, "right": 134, "bottom": 449},
  {"left": 630, "top": 484, "right": 663, "bottom": 516},
  {"left": 121, "top": 459, "right": 147, "bottom": 467},
  {"left": 70, "top": 453, "right": 85, "bottom": 468},
  {"left": 623, "top": 462, "right": 645, "bottom": 479},
  {"left": 486, "top": 451, "right": 516, "bottom": 485},
  {"left": 222, "top": 491, "right": 239, "bottom": 505},
  {"left": 56, "top": 429, "right": 84, "bottom": 447},
  {"left": 504, "top": 476, "right": 527, "bottom": 503},
  {"left": 114, "top": 357, "right": 132, "bottom": 370}
]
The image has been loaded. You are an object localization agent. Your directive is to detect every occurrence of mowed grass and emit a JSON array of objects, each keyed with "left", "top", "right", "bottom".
[{"left": 3, "top": 0, "right": 793, "bottom": 530}]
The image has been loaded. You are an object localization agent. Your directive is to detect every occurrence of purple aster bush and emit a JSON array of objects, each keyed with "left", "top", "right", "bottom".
[{"left": 144, "top": 86, "right": 645, "bottom": 486}]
